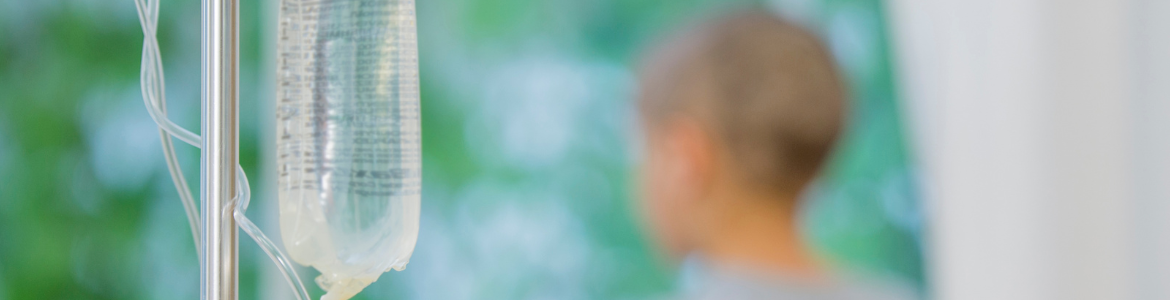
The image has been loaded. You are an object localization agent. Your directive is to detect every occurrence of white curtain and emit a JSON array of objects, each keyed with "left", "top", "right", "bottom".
[{"left": 885, "top": 0, "right": 1170, "bottom": 299}]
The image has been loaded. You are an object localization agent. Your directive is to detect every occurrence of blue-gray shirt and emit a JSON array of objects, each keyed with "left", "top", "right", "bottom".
[{"left": 675, "top": 259, "right": 919, "bottom": 300}]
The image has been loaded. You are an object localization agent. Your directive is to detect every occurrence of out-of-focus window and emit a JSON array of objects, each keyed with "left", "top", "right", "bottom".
[{"left": 0, "top": 0, "right": 922, "bottom": 299}]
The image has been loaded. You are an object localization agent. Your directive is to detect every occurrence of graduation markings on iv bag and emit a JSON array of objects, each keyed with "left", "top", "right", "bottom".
[{"left": 276, "top": 0, "right": 421, "bottom": 299}]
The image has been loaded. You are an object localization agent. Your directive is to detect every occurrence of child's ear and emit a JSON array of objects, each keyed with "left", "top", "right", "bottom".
[{"left": 668, "top": 117, "right": 718, "bottom": 199}]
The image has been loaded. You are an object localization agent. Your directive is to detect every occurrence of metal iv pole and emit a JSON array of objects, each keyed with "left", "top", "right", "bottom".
[{"left": 201, "top": 0, "right": 239, "bottom": 298}]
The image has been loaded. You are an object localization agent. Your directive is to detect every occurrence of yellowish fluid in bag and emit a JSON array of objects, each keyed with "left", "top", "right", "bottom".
[{"left": 275, "top": 1, "right": 421, "bottom": 299}]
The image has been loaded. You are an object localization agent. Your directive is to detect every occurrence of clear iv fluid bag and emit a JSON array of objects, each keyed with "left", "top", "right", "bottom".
[{"left": 275, "top": 0, "right": 421, "bottom": 299}]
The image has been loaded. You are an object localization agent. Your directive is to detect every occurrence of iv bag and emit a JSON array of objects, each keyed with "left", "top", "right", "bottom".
[{"left": 275, "top": 0, "right": 421, "bottom": 299}]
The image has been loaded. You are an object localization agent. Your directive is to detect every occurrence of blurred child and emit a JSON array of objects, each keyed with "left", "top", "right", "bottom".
[{"left": 635, "top": 11, "right": 915, "bottom": 300}]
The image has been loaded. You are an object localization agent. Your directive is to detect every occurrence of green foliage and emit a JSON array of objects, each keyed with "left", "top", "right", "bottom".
[{"left": 0, "top": 0, "right": 923, "bottom": 299}]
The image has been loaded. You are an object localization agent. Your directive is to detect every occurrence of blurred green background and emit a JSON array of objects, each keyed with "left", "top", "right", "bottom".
[{"left": 0, "top": 0, "right": 922, "bottom": 299}]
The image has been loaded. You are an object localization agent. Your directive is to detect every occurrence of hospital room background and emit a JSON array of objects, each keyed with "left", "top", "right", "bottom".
[{"left": 0, "top": 0, "right": 1167, "bottom": 299}]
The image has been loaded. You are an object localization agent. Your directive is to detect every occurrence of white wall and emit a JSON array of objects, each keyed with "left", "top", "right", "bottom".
[
  {"left": 886, "top": 0, "right": 1170, "bottom": 299},
  {"left": 1131, "top": 0, "right": 1170, "bottom": 298}
]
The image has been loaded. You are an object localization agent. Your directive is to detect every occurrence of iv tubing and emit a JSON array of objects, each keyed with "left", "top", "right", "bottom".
[{"left": 134, "top": 0, "right": 311, "bottom": 299}]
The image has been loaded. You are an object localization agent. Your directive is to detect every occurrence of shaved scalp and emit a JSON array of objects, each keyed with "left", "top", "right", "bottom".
[{"left": 639, "top": 11, "right": 846, "bottom": 190}]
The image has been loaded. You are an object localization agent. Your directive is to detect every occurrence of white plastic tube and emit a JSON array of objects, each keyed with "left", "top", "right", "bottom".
[{"left": 134, "top": 1, "right": 311, "bottom": 299}]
